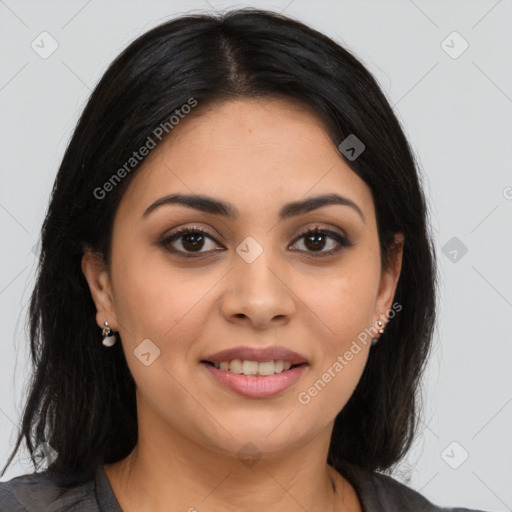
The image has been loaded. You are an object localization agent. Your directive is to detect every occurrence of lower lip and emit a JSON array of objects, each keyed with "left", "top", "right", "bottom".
[{"left": 202, "top": 363, "right": 308, "bottom": 398}]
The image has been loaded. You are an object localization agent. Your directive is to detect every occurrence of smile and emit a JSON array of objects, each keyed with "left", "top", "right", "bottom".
[
  {"left": 201, "top": 360, "right": 308, "bottom": 398},
  {"left": 205, "top": 359, "right": 299, "bottom": 376}
]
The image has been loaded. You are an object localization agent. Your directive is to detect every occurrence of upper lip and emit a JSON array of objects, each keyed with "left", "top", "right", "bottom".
[{"left": 202, "top": 346, "right": 308, "bottom": 365}]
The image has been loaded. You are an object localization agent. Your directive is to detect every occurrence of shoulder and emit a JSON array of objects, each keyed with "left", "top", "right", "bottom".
[
  {"left": 367, "top": 471, "right": 486, "bottom": 511},
  {"left": 0, "top": 468, "right": 98, "bottom": 512},
  {"left": 339, "top": 462, "right": 488, "bottom": 512}
]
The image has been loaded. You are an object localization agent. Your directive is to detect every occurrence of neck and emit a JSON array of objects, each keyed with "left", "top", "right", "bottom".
[{"left": 104, "top": 412, "right": 360, "bottom": 511}]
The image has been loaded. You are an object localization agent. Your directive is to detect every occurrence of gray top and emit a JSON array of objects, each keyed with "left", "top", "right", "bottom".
[{"left": 0, "top": 463, "right": 487, "bottom": 511}]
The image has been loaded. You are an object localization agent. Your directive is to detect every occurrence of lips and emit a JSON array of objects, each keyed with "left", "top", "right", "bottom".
[{"left": 202, "top": 346, "right": 308, "bottom": 366}]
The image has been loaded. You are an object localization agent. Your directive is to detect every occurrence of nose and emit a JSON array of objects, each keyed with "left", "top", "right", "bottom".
[{"left": 220, "top": 249, "right": 296, "bottom": 330}]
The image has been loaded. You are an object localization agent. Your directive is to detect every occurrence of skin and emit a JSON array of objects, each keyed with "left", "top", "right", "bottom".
[{"left": 82, "top": 97, "right": 404, "bottom": 512}]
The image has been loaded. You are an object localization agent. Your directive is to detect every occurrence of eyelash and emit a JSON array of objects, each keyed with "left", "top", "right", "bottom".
[{"left": 159, "top": 225, "right": 352, "bottom": 259}]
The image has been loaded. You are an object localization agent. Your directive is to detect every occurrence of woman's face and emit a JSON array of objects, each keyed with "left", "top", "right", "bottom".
[{"left": 83, "top": 98, "right": 402, "bottom": 460}]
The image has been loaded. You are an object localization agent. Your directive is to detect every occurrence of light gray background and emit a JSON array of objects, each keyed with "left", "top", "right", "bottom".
[{"left": 1, "top": 0, "right": 511, "bottom": 510}]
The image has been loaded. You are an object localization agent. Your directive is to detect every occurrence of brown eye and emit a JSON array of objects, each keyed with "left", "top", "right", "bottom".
[
  {"left": 160, "top": 225, "right": 352, "bottom": 259},
  {"left": 180, "top": 231, "right": 206, "bottom": 251},
  {"left": 160, "top": 228, "right": 222, "bottom": 256},
  {"left": 303, "top": 231, "right": 329, "bottom": 251},
  {"left": 290, "top": 227, "right": 352, "bottom": 257}
]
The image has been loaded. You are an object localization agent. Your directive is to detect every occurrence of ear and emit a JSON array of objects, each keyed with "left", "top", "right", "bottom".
[
  {"left": 81, "top": 246, "right": 118, "bottom": 331},
  {"left": 374, "top": 233, "right": 404, "bottom": 325}
]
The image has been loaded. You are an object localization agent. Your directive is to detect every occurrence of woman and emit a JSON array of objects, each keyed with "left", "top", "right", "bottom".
[{"left": 0, "top": 8, "right": 486, "bottom": 512}]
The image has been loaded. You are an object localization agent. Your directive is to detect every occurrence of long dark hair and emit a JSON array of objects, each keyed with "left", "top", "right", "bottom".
[{"left": 3, "top": 8, "right": 436, "bottom": 477}]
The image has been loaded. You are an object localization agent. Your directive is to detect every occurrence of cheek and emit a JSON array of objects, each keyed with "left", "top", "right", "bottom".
[
  {"left": 110, "top": 247, "right": 215, "bottom": 344},
  {"left": 296, "top": 346, "right": 368, "bottom": 427},
  {"left": 292, "top": 252, "right": 379, "bottom": 416},
  {"left": 296, "top": 252, "right": 381, "bottom": 340},
  {"left": 294, "top": 264, "right": 378, "bottom": 419},
  {"left": 109, "top": 253, "right": 213, "bottom": 414}
]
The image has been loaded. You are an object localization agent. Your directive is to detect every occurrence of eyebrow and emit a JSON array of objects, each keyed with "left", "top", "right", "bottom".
[{"left": 142, "top": 192, "right": 365, "bottom": 222}]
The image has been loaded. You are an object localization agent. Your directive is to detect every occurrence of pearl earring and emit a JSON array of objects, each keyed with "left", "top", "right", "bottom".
[
  {"left": 102, "top": 321, "right": 117, "bottom": 347},
  {"left": 371, "top": 321, "right": 385, "bottom": 346}
]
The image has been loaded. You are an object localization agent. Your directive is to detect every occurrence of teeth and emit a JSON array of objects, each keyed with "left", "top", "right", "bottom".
[
  {"left": 211, "top": 359, "right": 297, "bottom": 376},
  {"left": 257, "top": 361, "right": 275, "bottom": 376},
  {"left": 230, "top": 359, "right": 243, "bottom": 374},
  {"left": 242, "top": 360, "right": 259, "bottom": 375}
]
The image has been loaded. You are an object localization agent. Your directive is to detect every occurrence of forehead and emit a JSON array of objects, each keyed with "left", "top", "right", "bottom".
[{"left": 118, "top": 98, "right": 375, "bottom": 221}]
